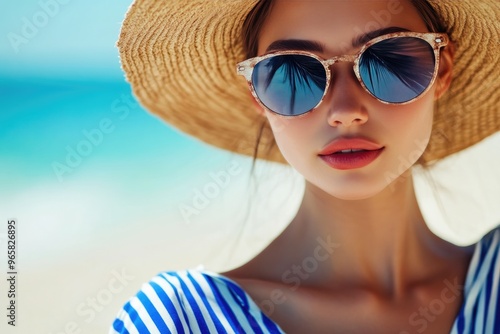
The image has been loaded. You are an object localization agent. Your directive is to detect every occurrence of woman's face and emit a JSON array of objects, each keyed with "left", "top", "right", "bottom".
[{"left": 256, "top": 0, "right": 450, "bottom": 200}]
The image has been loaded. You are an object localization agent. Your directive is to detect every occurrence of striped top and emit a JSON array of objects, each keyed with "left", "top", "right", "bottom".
[{"left": 111, "top": 227, "right": 500, "bottom": 334}]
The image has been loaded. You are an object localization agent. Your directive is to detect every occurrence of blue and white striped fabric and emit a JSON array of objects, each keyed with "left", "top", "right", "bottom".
[
  {"left": 451, "top": 227, "right": 500, "bottom": 334},
  {"left": 111, "top": 268, "right": 284, "bottom": 333},
  {"left": 111, "top": 227, "right": 500, "bottom": 334}
]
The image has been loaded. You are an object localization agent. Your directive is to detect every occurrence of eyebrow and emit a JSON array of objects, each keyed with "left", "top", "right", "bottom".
[
  {"left": 265, "top": 26, "right": 411, "bottom": 53},
  {"left": 265, "top": 39, "right": 325, "bottom": 53},
  {"left": 352, "top": 26, "right": 411, "bottom": 47}
]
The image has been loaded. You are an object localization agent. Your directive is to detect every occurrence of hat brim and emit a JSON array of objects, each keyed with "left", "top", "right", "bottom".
[{"left": 118, "top": 0, "right": 500, "bottom": 164}]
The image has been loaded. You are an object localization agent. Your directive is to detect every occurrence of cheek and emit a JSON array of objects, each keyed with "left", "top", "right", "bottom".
[
  {"left": 265, "top": 112, "right": 316, "bottom": 163},
  {"left": 401, "top": 96, "right": 434, "bottom": 140},
  {"left": 380, "top": 94, "right": 435, "bottom": 169}
]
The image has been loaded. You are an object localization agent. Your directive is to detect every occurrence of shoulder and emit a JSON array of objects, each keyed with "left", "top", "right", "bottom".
[
  {"left": 453, "top": 226, "right": 500, "bottom": 333},
  {"left": 110, "top": 268, "right": 284, "bottom": 334},
  {"left": 467, "top": 225, "right": 500, "bottom": 278}
]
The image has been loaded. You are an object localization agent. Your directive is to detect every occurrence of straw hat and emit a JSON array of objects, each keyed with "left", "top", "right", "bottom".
[{"left": 117, "top": 0, "right": 499, "bottom": 164}]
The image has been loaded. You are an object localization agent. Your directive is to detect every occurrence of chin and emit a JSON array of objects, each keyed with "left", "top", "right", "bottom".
[
  {"left": 308, "top": 175, "right": 390, "bottom": 201},
  {"left": 327, "top": 187, "right": 386, "bottom": 201}
]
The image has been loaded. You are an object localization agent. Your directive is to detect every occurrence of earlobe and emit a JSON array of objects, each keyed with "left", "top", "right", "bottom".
[{"left": 434, "top": 41, "right": 455, "bottom": 100}]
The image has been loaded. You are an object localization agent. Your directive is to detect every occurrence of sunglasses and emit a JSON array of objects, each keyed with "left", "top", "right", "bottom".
[{"left": 237, "top": 32, "right": 449, "bottom": 117}]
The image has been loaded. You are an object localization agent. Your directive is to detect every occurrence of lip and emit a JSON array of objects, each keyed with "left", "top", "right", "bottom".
[
  {"left": 319, "top": 137, "right": 384, "bottom": 155},
  {"left": 318, "top": 137, "right": 385, "bottom": 170}
]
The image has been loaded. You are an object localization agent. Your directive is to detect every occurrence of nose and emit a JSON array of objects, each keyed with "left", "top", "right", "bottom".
[{"left": 324, "top": 63, "right": 368, "bottom": 128}]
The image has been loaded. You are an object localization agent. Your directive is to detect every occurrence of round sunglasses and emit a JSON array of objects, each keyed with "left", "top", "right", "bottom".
[{"left": 237, "top": 32, "right": 449, "bottom": 117}]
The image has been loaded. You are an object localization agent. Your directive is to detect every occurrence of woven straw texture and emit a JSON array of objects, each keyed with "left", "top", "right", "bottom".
[{"left": 118, "top": 0, "right": 499, "bottom": 164}]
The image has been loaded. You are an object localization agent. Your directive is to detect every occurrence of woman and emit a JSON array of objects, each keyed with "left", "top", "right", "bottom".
[{"left": 112, "top": 0, "right": 499, "bottom": 333}]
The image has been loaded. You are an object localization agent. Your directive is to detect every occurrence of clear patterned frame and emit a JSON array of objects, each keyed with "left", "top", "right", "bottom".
[{"left": 237, "top": 32, "right": 449, "bottom": 117}]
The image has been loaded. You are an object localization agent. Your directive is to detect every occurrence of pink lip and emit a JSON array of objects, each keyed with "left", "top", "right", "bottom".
[
  {"left": 318, "top": 137, "right": 385, "bottom": 170},
  {"left": 318, "top": 137, "right": 384, "bottom": 155}
]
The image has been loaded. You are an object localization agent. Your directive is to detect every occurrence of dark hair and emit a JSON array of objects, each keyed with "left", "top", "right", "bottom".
[
  {"left": 409, "top": 0, "right": 446, "bottom": 33},
  {"left": 241, "top": 0, "right": 276, "bottom": 174},
  {"left": 242, "top": 0, "right": 446, "bottom": 168},
  {"left": 242, "top": 0, "right": 444, "bottom": 58}
]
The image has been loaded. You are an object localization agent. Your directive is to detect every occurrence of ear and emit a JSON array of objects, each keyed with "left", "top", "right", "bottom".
[{"left": 434, "top": 41, "right": 455, "bottom": 100}]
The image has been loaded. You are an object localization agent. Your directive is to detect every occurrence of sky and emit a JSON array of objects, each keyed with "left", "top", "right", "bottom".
[{"left": 0, "top": 0, "right": 129, "bottom": 79}]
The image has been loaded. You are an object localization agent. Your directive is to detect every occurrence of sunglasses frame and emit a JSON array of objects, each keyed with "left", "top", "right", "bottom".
[{"left": 237, "top": 32, "right": 449, "bottom": 117}]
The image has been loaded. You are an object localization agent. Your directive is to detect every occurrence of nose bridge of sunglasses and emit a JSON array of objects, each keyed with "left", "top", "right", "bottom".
[{"left": 325, "top": 55, "right": 357, "bottom": 67}]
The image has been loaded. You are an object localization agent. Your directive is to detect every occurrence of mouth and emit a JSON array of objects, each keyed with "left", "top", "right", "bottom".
[
  {"left": 318, "top": 136, "right": 384, "bottom": 156},
  {"left": 319, "top": 144, "right": 385, "bottom": 170},
  {"left": 331, "top": 148, "right": 374, "bottom": 154}
]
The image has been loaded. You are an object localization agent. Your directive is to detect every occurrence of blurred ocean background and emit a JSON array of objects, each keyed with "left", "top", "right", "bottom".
[
  {"left": 0, "top": 1, "right": 302, "bottom": 332},
  {"left": 0, "top": 1, "right": 499, "bottom": 333}
]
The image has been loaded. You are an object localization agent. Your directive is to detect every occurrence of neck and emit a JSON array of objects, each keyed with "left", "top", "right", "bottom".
[{"left": 292, "top": 168, "right": 466, "bottom": 298}]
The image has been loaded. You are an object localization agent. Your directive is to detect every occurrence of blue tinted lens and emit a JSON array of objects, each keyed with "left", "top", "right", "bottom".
[
  {"left": 252, "top": 55, "right": 327, "bottom": 116},
  {"left": 359, "top": 37, "right": 435, "bottom": 103}
]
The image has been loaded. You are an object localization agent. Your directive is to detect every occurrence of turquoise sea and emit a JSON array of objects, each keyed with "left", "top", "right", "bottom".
[{"left": 1, "top": 2, "right": 290, "bottom": 332}]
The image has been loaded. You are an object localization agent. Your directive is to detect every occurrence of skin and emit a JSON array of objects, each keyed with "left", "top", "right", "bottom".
[{"left": 222, "top": 1, "right": 474, "bottom": 333}]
